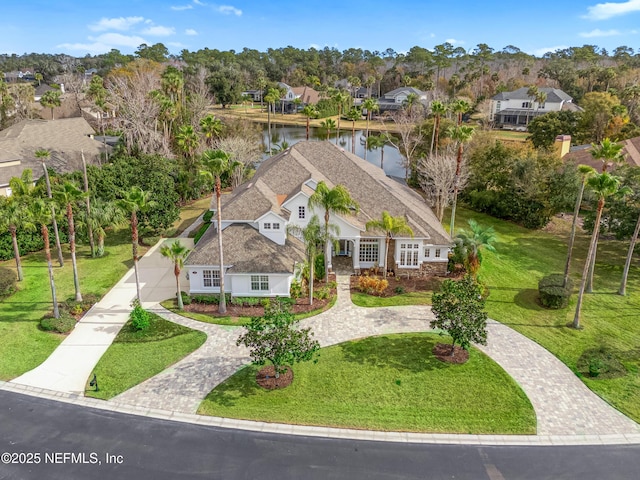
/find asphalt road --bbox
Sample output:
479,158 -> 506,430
1,390 -> 639,480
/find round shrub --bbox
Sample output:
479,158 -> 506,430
538,274 -> 573,309
180,291 -> 192,306
0,267 -> 17,298
130,302 -> 151,330
40,312 -> 76,334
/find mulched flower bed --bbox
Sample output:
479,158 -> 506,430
432,343 -> 469,364
349,274 -> 448,298
256,365 -> 293,389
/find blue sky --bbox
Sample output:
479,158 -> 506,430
2,0 -> 640,57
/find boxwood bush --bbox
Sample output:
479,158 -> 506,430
538,274 -> 573,309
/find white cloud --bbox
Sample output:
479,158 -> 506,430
309,43 -> 320,49
580,28 -> 622,37
217,5 -> 242,15
194,0 -> 207,5
142,25 -> 176,36
171,4 -> 193,10
185,28 -> 198,35
88,16 -> 145,32
529,45 -> 569,57
445,38 -> 464,45
89,33 -> 148,48
57,42 -> 112,54
583,0 -> 640,20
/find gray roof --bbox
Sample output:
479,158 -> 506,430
383,87 -> 425,98
492,87 -> 573,103
0,118 -> 107,187
186,224 -> 306,273
214,141 -> 451,245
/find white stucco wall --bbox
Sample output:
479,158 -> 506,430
229,273 -> 292,297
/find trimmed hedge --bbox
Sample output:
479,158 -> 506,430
538,274 -> 573,309
191,293 -> 231,305
202,210 -> 214,223
0,229 -> 69,261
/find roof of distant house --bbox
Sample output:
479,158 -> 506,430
492,87 -> 573,103
563,136 -> 640,170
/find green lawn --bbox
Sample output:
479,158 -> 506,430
449,208 -> 640,422
168,195 -> 212,236
86,313 -> 206,400
199,333 -> 536,434
0,230 -> 145,380
351,291 -> 432,307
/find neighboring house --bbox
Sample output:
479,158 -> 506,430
3,69 -> 36,82
490,87 -> 581,130
276,82 -> 320,113
377,87 -> 428,113
0,118 -> 108,196
34,84 -> 58,102
563,135 -> 640,169
186,141 -> 452,297
241,89 -> 263,102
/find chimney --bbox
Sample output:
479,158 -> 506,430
554,135 -> 571,158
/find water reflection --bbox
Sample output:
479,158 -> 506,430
261,124 -> 406,179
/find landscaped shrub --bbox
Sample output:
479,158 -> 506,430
0,267 -> 17,298
130,300 -> 150,330
394,286 -> 406,295
63,293 -> 100,316
314,254 -> 325,281
40,312 -> 76,334
577,346 -> 627,379
538,274 -> 573,309
193,222 -> 211,244
357,276 -> 389,296
231,296 -> 261,307
180,291 -> 191,306
290,279 -> 303,299
313,286 -> 331,300
191,293 -> 231,305
0,229 -> 69,261
202,210 -> 214,223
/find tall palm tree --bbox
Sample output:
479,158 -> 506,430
586,138 -> 627,292
362,97 -> 379,146
320,118 -> 336,141
201,149 -> 232,314
301,104 -> 317,141
573,173 -> 625,329
525,85 -> 539,126
454,219 -> 497,278
308,181 -> 359,281
332,90 -> 349,144
35,149 -> 64,266
199,114 -> 223,148
450,98 -> 470,126
80,151 -> 96,257
175,125 -> 199,163
366,134 -> 387,169
160,240 -> 191,310
365,211 -> 414,278
117,186 -> 156,304
448,125 -> 475,236
86,198 -> 126,257
563,165 -> 597,287
345,107 -> 361,154
31,198 -> 59,318
429,100 -> 448,156
40,90 -> 61,120
619,208 -> 640,296
403,93 -> 420,113
0,196 -> 33,282
264,88 -> 280,154
54,181 -> 86,301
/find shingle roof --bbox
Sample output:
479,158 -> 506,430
383,87 -> 425,98
492,87 -> 573,103
0,118 -> 108,187
215,141 -> 451,245
186,224 -> 306,273
564,136 -> 640,170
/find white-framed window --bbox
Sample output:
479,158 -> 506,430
424,248 -> 431,258
251,275 -> 269,291
522,101 -> 531,108
264,222 -> 271,230
273,222 -> 280,230
399,243 -> 419,267
298,206 -> 306,219
203,269 -> 220,288
495,101 -> 501,113
359,239 -> 379,263
435,248 -> 441,258
539,103 -> 545,109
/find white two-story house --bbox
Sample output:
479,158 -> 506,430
186,141 -> 452,297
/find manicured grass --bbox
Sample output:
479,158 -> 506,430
168,195 -> 213,236
0,230 -> 147,380
351,291 -> 432,307
448,208 -> 640,422
198,333 -> 536,434
85,313 -> 206,400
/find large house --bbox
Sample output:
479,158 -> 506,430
490,87 -> 581,130
377,87 -> 428,113
276,82 -> 321,113
186,141 -> 451,297
0,118 -> 107,196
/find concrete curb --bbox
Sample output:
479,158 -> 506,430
2,381 -> 639,446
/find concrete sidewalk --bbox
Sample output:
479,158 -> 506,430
12,238 -> 193,394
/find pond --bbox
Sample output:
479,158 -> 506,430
261,124 -> 407,179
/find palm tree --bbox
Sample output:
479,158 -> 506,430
117,186 -> 156,304
199,114 -> 223,148
450,98 -> 470,126
563,165 -> 597,287
332,90 -> 349,144
54,181 -> 86,302
448,125 -> 475,236
320,118 -> 336,141
201,150 -> 232,314
454,219 -> 497,278
301,104 -> 317,141
526,85 -> 538,125
86,198 -> 126,257
308,181 -> 360,281
40,90 -> 61,120
175,125 -> 199,163
345,107 -> 361,154
365,211 -> 414,278
80,151 -> 96,258
0,196 -> 33,282
35,149 -> 64,267
429,100 -> 448,156
264,88 -> 281,154
586,138 -> 627,292
31,198 -> 59,318
160,240 -> 191,310
366,134 -> 387,169
573,173 -> 625,329
362,97 -> 379,143
619,208 -> 640,296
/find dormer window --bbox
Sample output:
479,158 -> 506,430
264,223 -> 271,230
273,223 -> 280,230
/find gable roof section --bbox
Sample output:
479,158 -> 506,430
383,87 -> 425,98
186,224 -> 305,273
564,136 -> 640,170
492,87 -> 573,103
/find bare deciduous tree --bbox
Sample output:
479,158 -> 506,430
381,107 -> 424,181
214,136 -> 262,188
185,66 -> 214,128
418,152 -> 468,222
